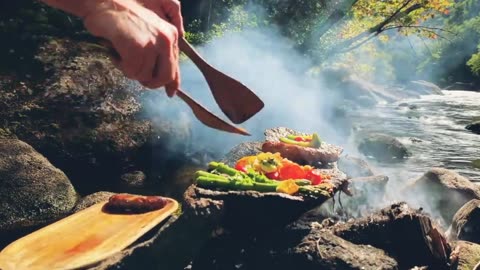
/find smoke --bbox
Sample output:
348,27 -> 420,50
140,4 -> 463,228
142,25 -> 347,156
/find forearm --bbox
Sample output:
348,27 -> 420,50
39,0 -> 137,18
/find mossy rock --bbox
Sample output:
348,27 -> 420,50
473,159 -> 480,169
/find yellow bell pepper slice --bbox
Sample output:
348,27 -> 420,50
276,180 -> 299,195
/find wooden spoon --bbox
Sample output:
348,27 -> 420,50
179,37 -> 265,124
176,89 -> 250,136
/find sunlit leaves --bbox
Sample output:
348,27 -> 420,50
339,0 -> 453,41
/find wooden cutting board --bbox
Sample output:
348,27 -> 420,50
0,197 -> 179,270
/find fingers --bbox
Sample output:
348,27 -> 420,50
136,43 -> 158,83
161,0 -> 184,36
165,68 -> 180,97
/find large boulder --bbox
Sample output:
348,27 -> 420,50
449,199 -> 480,243
466,121 -> 480,135
404,168 -> 480,224
0,139 -> 78,236
0,36 -> 193,193
358,133 -> 411,161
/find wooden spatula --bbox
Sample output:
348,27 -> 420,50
176,89 -> 250,136
179,37 -> 265,124
0,197 -> 179,270
93,39 -> 250,136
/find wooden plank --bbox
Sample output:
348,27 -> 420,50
0,198 -> 179,270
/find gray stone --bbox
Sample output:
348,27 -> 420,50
73,192 -> 116,213
405,168 -> 480,224
449,199 -> 480,243
466,121 -> 480,135
0,139 -> 78,231
358,133 -> 411,161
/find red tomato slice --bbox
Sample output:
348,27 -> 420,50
306,169 -> 323,185
265,171 -> 280,180
279,163 -> 306,180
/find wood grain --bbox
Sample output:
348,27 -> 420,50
0,198 -> 179,270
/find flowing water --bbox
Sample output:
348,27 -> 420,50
347,90 -> 480,182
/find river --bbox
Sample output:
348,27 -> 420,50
347,90 -> 480,183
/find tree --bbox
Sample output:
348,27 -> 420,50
330,0 -> 453,54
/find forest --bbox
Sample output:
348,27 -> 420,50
1,0 -> 480,88
180,0 -> 480,88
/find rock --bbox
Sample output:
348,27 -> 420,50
320,67 -> 405,107
337,155 -> 376,178
0,37 -> 192,194
466,121 -> 480,135
72,191 -> 116,213
120,171 -> 147,189
449,241 -> 480,270
410,137 -> 423,143
220,141 -> 262,167
0,139 -> 78,233
0,128 -> 14,139
358,133 -> 411,161
331,202 -> 451,269
473,159 -> 480,169
405,168 -> 480,224
449,199 -> 480,243
0,38 -> 147,193
88,186 -> 224,270
191,228 -> 398,270
184,181 -> 344,235
445,82 -> 477,91
156,163 -> 205,201
407,80 -> 443,95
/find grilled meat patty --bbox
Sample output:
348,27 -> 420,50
262,127 -> 343,164
105,194 -> 168,213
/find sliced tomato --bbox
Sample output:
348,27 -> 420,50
306,169 -> 323,185
235,156 -> 254,172
293,136 -> 312,142
265,171 -> 280,180
279,163 -> 306,180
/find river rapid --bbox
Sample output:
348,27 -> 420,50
347,90 -> 480,183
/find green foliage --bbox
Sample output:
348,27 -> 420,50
417,0 -> 480,86
467,50 -> 480,76
185,5 -> 263,45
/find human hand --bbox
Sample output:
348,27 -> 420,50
83,0 -> 180,96
137,0 -> 184,37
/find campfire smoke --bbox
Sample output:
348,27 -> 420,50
140,5 -> 456,229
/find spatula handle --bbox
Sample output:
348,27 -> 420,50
178,37 -> 212,71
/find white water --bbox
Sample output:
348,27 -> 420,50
347,90 -> 480,182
